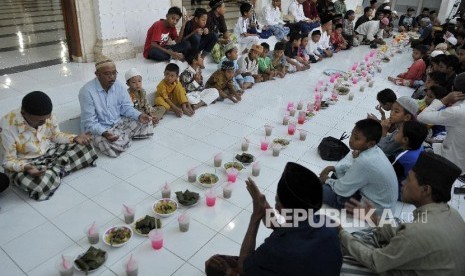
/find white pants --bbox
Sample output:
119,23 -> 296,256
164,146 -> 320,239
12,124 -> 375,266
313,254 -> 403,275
187,88 -> 220,105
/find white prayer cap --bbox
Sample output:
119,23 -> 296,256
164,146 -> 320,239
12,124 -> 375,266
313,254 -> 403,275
450,18 -> 458,25
125,68 -> 142,82
383,0 -> 390,4
430,50 -> 444,57
447,36 -> 458,46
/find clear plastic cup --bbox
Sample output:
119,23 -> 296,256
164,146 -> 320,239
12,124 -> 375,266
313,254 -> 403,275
214,153 -> 222,167
178,214 -> 190,232
122,204 -> 135,224
283,115 -> 290,125
299,130 -> 308,141
206,189 -> 217,207
124,254 -> 138,276
226,168 -> 238,183
85,222 -> 99,244
241,139 -> 249,151
260,139 -> 269,151
223,183 -> 233,199
348,93 -> 354,101
264,125 -> 273,136
161,182 -> 171,199
252,162 -> 261,177
56,256 -> 74,276
272,144 -> 281,157
296,101 -> 303,110
148,229 -> 163,250
289,108 -> 296,117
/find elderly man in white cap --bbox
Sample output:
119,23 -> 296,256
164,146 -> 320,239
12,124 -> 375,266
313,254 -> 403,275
79,56 -> 153,158
355,17 -> 389,45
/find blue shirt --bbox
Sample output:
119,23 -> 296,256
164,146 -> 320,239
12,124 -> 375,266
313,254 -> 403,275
243,217 -> 342,275
326,146 -> 398,211
397,147 -> 423,180
79,79 -> 141,135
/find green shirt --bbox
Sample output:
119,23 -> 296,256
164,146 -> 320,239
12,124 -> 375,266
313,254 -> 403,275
258,56 -> 273,73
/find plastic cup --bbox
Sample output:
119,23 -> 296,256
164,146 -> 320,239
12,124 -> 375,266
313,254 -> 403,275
348,93 -> 354,101
206,189 -> 217,207
272,144 -> 281,157
56,256 -> 74,276
264,125 -> 273,136
122,205 -> 136,224
148,229 -> 163,250
307,103 -> 314,113
299,130 -> 308,141
260,139 -> 269,151
85,223 -> 99,245
241,139 -> 249,151
214,154 -> 222,167
297,101 -> 303,110
178,214 -> 190,232
360,85 -> 365,92
282,115 -> 289,125
352,77 -> 358,85
223,183 -> 233,199
297,111 -> 306,124
226,168 -> 238,183
288,122 -> 296,135
124,255 -> 138,276
369,81 -> 374,88
289,108 -> 296,117
331,92 -> 338,100
187,170 -> 197,183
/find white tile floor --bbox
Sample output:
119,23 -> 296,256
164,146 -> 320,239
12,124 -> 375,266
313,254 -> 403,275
0,41 -> 464,276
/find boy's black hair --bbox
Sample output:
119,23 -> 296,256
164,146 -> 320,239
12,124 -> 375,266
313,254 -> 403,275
289,32 -> 301,43
274,41 -> 285,51
364,6 -> 372,14
401,121 -> 428,150
431,53 -> 447,65
194,8 -> 208,18
345,10 -> 355,19
335,23 -> 343,30
311,30 -> 321,37
301,33 -> 309,40
164,63 -> 180,75
376,88 -> 397,104
354,119 -> 383,144
167,6 -> 183,17
413,44 -> 428,56
422,8 -> 430,12
240,2 -> 252,16
427,71 -> 448,87
443,55 -> 461,73
428,85 -> 449,99
185,50 -> 201,65
225,45 -> 237,57
432,36 -> 445,46
261,42 -> 270,51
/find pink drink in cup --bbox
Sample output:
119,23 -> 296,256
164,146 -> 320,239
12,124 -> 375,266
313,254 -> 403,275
260,139 -> 269,151
288,121 -> 296,135
226,168 -> 238,183
286,102 -> 294,111
206,189 -> 217,207
297,111 -> 306,124
307,103 -> 314,113
149,229 -> 163,250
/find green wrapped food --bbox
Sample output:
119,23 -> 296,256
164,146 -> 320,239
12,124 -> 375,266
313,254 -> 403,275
176,190 -> 200,206
135,215 -> 162,235
75,246 -> 107,274
235,153 -> 254,164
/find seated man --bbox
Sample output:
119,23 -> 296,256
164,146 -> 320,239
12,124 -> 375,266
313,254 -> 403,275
339,152 -> 465,275
79,57 -> 152,158
0,91 -> 98,200
205,162 -> 343,275
355,17 -> 389,45
319,119 -> 398,213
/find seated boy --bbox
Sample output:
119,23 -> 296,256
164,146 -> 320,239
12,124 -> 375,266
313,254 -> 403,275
125,68 -> 165,124
238,44 -> 264,85
258,43 -> 276,81
378,97 -> 419,159
262,0 -> 290,41
182,8 -> 218,57
205,60 -> 242,103
219,44 -> 254,90
411,71 -> 447,99
330,23 -> 348,52
285,33 -> 310,72
268,41 -> 287,78
143,6 -> 191,61
298,34 -> 316,64
419,85 -> 448,143
234,2 -> 260,53
368,88 -> 397,122
392,121 -> 427,199
306,30 -> 324,62
1,91 -> 98,200
179,51 -> 220,109
319,119 -> 398,212
388,45 -> 427,87
155,63 -> 194,117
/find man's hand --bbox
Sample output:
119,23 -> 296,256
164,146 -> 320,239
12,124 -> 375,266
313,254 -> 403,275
139,113 -> 152,124
245,177 -> 268,220
195,28 -> 203,35
24,164 -> 46,177
344,198 -> 379,226
441,91 -> 465,106
74,132 -> 92,145
171,51 -> 184,61
102,131 -> 119,142
203,28 -> 209,35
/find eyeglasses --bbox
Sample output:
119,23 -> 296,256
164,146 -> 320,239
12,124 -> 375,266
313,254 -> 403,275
102,71 -> 118,77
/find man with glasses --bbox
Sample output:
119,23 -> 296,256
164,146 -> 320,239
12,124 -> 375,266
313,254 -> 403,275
79,56 -> 153,157
0,91 -> 98,200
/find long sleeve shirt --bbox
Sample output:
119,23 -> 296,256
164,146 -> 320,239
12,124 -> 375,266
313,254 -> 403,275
306,39 -> 321,59
79,79 -> 141,136
320,30 -> 331,49
378,128 -> 403,159
398,59 -> 426,82
288,0 -> 308,22
263,6 -> 285,26
234,16 -> 250,37
356,20 -> 383,41
0,109 -> 75,172
325,146 -> 398,211
417,99 -> 465,172
238,54 -> 259,75
205,69 -> 236,93
339,203 -> 465,275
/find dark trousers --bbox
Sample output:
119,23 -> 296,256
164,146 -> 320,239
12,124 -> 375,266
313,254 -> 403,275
147,41 -> 191,61
298,21 -> 320,35
187,33 -> 218,54
342,34 -> 354,48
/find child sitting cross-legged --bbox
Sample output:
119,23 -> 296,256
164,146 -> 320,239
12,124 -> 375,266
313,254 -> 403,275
285,32 -> 311,72
219,44 -> 254,90
268,41 -> 287,78
319,119 -> 398,213
388,45 -> 427,87
306,30 -> 324,62
125,68 -> 166,123
258,42 -> 276,81
392,121 -> 428,200
154,63 -> 194,118
419,85 -> 448,143
179,51 -> 220,110
330,24 -> 348,52
205,60 -> 242,103
238,44 -> 264,85
378,96 -> 419,160
234,2 -> 260,54
298,34 -> 316,64
367,88 -> 397,122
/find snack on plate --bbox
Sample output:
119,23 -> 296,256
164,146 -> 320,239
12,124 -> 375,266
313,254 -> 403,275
154,200 -> 177,215
134,215 -> 162,235
235,153 -> 255,164
74,246 -> 107,274
224,161 -> 244,171
198,173 -> 219,185
104,226 -> 132,246
273,138 -> 290,146
175,190 -> 200,206
336,86 -> 350,95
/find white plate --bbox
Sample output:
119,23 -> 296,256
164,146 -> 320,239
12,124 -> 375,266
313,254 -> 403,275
153,199 -> 178,217
197,173 -> 219,188
74,249 -> 108,274
273,138 -> 290,149
132,216 -> 161,237
223,161 -> 245,171
102,225 -> 132,247
234,153 -> 255,166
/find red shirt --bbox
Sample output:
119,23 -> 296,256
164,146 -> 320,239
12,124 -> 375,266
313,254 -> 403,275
143,20 -> 178,58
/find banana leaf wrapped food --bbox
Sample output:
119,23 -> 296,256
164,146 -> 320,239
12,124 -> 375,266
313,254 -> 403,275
74,246 -> 107,275
176,190 -> 200,206
135,215 -> 162,235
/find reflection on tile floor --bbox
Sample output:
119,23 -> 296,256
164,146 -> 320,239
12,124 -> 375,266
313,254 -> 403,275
0,38 -> 464,276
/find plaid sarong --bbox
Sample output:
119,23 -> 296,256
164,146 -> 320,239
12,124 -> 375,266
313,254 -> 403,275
93,118 -> 153,157
9,143 -> 98,201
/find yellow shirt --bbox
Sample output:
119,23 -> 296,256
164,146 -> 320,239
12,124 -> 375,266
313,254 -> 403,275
0,109 -> 76,172
155,79 -> 184,101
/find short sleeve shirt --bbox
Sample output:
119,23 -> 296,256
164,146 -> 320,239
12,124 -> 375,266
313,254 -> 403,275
143,20 -> 178,58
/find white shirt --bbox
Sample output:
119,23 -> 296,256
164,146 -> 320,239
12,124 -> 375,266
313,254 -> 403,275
288,0 -> 308,22
306,38 -> 321,59
355,20 -> 384,41
234,17 -> 250,37
417,99 -> 465,173
320,30 -> 331,49
263,6 -> 285,26
238,54 -> 259,75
